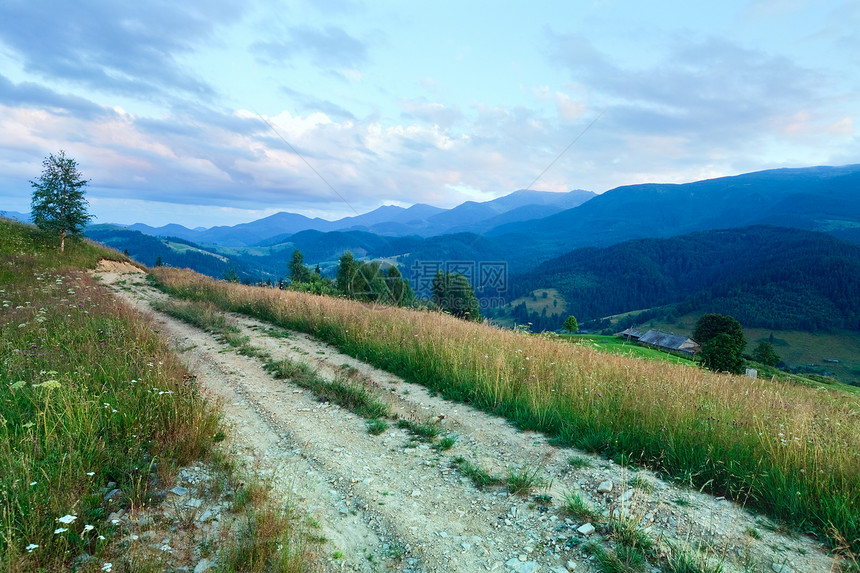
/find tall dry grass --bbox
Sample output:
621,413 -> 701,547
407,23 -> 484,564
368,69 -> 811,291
151,267 -> 860,552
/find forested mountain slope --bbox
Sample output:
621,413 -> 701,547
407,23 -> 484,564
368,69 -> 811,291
513,226 -> 860,331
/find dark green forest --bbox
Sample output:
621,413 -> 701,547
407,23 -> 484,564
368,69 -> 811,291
510,226 -> 860,332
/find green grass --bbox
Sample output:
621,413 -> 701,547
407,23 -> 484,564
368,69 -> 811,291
629,474 -> 654,494
585,542 -> 647,573
507,465 -> 545,496
564,334 -> 697,366
663,543 -> 724,573
366,419 -> 388,435
567,456 -> 592,469
563,490 -> 599,522
219,503 -> 319,573
609,517 -> 652,553
0,220 -> 220,571
265,357 -> 391,420
451,457 -> 503,489
396,419 -> 443,442
148,267 -> 860,553
433,434 -> 458,451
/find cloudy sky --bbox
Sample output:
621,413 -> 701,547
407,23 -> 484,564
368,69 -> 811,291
0,0 -> 857,227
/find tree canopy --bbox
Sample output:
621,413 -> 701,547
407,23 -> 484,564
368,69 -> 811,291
693,313 -> 747,374
288,249 -> 312,284
693,313 -> 745,349
30,150 -> 92,252
699,333 -> 746,374
431,270 -> 481,322
751,341 -> 781,367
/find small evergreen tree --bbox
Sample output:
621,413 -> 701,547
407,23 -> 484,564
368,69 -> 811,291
384,265 -> 415,306
336,251 -> 358,297
30,150 -> 92,252
751,341 -> 781,367
288,249 -> 311,284
694,313 -> 747,374
431,270 -> 481,322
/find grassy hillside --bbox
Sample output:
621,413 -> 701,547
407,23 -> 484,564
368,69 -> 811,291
150,266 -> 860,554
0,219 -> 223,571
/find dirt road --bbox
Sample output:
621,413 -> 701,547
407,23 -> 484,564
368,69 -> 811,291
95,262 -> 837,573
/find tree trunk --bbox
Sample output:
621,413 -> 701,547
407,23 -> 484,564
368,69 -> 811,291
60,230 -> 66,253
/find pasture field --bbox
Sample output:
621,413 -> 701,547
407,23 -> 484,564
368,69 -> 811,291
509,288 -> 568,316
562,334 -> 698,366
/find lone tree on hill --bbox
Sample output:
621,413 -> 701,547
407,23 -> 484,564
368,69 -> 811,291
693,313 -> 747,374
699,333 -> 746,374
693,313 -> 745,349
563,315 -> 578,333
30,150 -> 92,252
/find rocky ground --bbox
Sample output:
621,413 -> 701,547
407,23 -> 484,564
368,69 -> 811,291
92,261 -> 841,573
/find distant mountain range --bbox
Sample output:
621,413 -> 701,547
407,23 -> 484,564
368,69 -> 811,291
1,210 -> 30,223
488,164 -> 860,251
81,163 -> 860,332
119,164 -> 860,264
126,189 -> 597,246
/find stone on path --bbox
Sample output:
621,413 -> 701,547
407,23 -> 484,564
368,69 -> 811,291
505,558 -> 541,573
